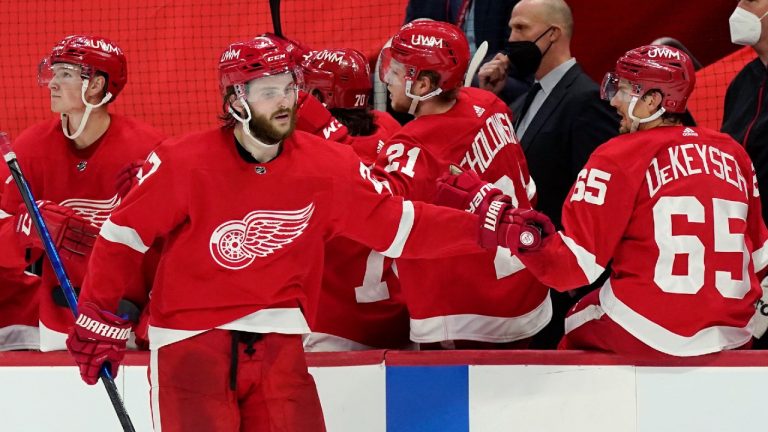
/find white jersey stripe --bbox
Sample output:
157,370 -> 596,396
559,232 -> 605,283
380,200 -> 415,258
524,173 -> 537,202
100,219 -> 150,253
564,304 -> 605,335
0,209 -> 10,219
600,280 -> 753,356
409,295 -> 552,343
752,239 -> 768,273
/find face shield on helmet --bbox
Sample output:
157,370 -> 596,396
600,72 -> 641,104
377,47 -> 407,86
38,61 -> 84,88
600,72 -> 619,102
240,72 -> 299,105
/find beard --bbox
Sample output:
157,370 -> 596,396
248,105 -> 297,144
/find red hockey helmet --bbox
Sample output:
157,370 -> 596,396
41,35 -> 128,99
218,35 -> 297,94
380,20 -> 469,91
601,45 -> 696,113
263,33 -> 314,66
302,48 -> 372,109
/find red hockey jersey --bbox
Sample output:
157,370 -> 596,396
348,110 -> 402,166
0,115 -> 164,350
371,87 -> 551,343
80,127 -> 483,349
518,126 -> 768,356
308,110 -> 408,351
0,163 -> 39,350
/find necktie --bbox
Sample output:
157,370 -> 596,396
515,82 -> 542,130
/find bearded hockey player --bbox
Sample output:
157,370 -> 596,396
66,35 -> 487,431
451,45 -> 768,357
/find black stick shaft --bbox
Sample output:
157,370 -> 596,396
269,0 -> 283,37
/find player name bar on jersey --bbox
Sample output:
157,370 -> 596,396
646,143 -> 749,199
460,113 -> 516,174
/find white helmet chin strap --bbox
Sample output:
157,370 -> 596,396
61,78 -> 113,140
228,97 -> 280,157
627,96 -> 665,133
405,80 -> 442,115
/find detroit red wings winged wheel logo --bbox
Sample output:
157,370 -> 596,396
209,203 -> 314,270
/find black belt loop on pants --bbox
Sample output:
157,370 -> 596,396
229,331 -> 263,391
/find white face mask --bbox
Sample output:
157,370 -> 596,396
730,6 -> 768,46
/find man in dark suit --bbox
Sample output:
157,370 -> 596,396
509,0 -> 619,229
506,0 -> 620,348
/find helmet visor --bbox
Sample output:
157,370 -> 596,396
600,72 -> 619,102
377,48 -> 406,85
242,72 -> 300,104
38,59 -> 84,88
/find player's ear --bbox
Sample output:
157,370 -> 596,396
643,91 -> 663,113
85,75 -> 107,101
414,71 -> 438,96
229,94 -> 244,113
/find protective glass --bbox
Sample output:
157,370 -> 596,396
600,72 -> 619,101
243,72 -> 299,104
38,60 -> 84,87
377,48 -> 406,85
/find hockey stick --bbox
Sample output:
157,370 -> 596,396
464,41 -> 489,87
269,0 -> 283,37
0,133 -> 136,432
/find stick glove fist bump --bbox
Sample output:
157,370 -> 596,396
435,168 -> 555,251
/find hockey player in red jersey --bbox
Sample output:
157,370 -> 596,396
300,47 -> 410,351
374,20 -> 551,348
453,45 -> 768,357
266,34 -> 356,144
0,35 -> 164,351
66,35 -> 485,431
0,163 -> 40,350
302,48 -> 401,165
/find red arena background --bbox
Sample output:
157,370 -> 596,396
0,0 -> 745,138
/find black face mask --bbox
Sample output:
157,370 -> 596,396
504,26 -> 555,77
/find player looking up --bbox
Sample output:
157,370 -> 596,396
0,35 -> 163,351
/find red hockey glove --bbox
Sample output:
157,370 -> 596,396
434,168 -> 504,214
14,201 -> 99,260
296,90 -> 350,142
115,159 -> 145,199
66,302 -> 131,385
479,199 -> 555,252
